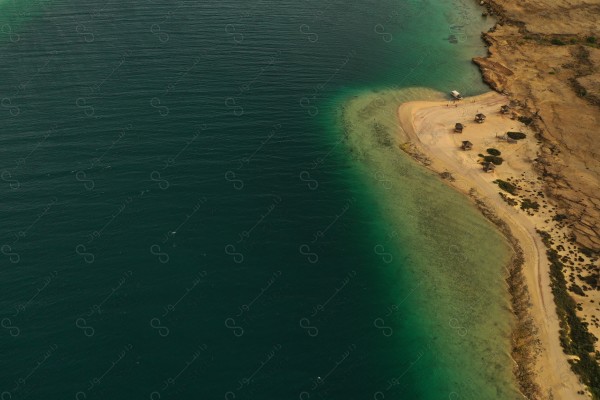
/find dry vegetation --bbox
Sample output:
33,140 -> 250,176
472,0 -> 600,396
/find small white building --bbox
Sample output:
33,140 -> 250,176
450,90 -> 463,100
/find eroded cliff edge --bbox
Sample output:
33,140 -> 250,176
473,0 -> 600,252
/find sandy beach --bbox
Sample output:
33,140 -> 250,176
397,92 -> 597,399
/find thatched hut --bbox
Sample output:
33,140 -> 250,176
482,161 -> 496,173
475,113 -> 486,123
461,140 -> 473,150
454,123 -> 464,133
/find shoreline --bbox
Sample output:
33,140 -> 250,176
396,92 -> 589,399
468,0 -> 600,392
342,87 -> 525,399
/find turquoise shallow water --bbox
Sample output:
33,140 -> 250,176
0,1 -> 518,399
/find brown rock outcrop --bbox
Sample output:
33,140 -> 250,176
473,3 -> 600,251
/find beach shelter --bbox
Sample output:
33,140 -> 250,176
482,161 -> 496,173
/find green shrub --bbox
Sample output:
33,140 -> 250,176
507,131 -> 527,140
569,284 -> 585,296
545,248 -> 600,398
483,155 -> 503,165
495,179 -> 517,194
586,36 -> 596,44
487,148 -> 501,156
521,198 -> 539,211
551,38 -> 566,45
553,214 -> 568,222
580,273 -> 598,287
517,116 -> 533,125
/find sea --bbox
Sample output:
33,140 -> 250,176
0,0 -> 521,399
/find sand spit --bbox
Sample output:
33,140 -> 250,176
397,91 -> 598,399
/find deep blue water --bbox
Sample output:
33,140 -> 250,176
0,1 -> 507,399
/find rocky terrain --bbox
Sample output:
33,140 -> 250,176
471,1 -> 600,396
473,0 -> 600,252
